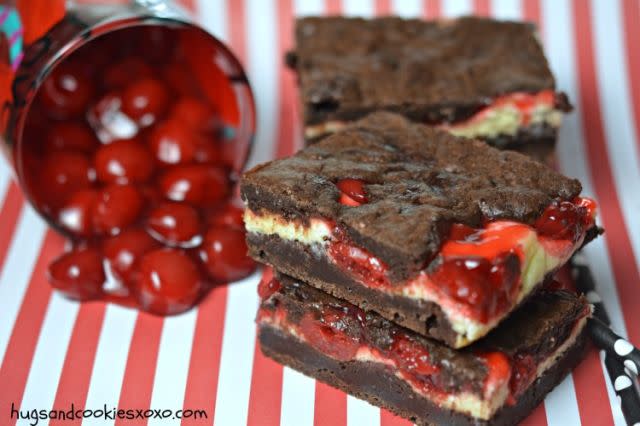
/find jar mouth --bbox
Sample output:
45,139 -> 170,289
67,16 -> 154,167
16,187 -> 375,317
11,15 -> 255,234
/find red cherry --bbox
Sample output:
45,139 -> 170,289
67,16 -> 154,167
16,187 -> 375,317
37,151 -> 93,210
534,200 -> 589,242
299,312 -> 360,361
430,252 -> 520,322
448,223 -> 480,242
208,203 -> 245,229
336,178 -> 368,206
390,334 -> 439,376
57,189 -> 98,237
103,228 -> 159,283
148,120 -> 197,165
93,184 -> 143,235
45,122 -> 97,153
39,62 -> 94,118
199,225 -> 256,282
48,247 -> 105,300
137,26 -> 176,63
193,138 -> 224,165
94,139 -> 154,184
87,92 -> 139,143
146,202 -> 202,246
257,277 -> 281,300
121,78 -> 169,125
104,58 -> 153,89
162,62 -> 198,96
170,97 -> 216,132
159,164 -> 230,207
137,249 -> 202,315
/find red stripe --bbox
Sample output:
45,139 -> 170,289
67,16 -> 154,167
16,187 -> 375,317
180,286 -> 228,425
246,341 -> 284,426
375,0 -> 392,14
326,0 -> 342,15
423,0 -> 442,18
228,0 -> 247,65
314,381 -> 347,426
572,348 -> 615,425
275,0 -> 298,159
0,230 -> 62,426
519,405 -> 547,426
380,409 -> 412,426
571,0 -> 636,423
49,303 -> 106,426
572,0 -> 640,350
473,0 -> 491,16
114,313 -> 164,426
176,0 -> 196,13
522,0 -> 541,25
0,183 -> 24,273
622,0 -> 640,157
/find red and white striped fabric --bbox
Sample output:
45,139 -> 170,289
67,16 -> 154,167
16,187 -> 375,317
0,0 -> 638,425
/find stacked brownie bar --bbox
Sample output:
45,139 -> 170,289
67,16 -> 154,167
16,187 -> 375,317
241,113 -> 600,425
286,16 -> 571,163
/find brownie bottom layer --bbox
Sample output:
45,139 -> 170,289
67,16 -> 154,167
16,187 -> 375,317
260,324 -> 588,426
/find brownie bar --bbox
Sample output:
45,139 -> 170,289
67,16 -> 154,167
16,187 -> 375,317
286,16 -> 571,160
258,275 -> 590,425
241,112 -> 599,347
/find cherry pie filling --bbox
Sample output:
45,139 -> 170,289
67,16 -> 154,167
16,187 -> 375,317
328,180 -> 596,324
258,277 -> 589,410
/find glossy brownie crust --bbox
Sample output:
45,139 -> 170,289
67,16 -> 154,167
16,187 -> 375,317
241,112 -> 583,282
260,325 -> 588,426
286,16 -> 570,127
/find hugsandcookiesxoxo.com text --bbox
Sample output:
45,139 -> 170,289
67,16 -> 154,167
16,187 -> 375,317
10,402 -> 208,425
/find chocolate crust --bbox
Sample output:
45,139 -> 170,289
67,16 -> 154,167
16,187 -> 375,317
259,323 -> 588,426
241,112 -> 583,281
305,121 -> 559,164
248,232 -> 575,347
287,16 -> 567,127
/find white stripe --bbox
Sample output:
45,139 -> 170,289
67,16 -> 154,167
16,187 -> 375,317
347,394 -> 380,426
591,0 -> 640,272
83,305 -> 137,426
245,0 -> 279,168
294,0 -> 323,16
0,158 -> 11,207
490,0 -> 522,19
0,207 -> 46,366
280,367 -> 316,426
544,374 -> 582,426
148,309 -> 198,426
278,4 -> 325,425
392,0 -> 422,17
542,0 -> 627,424
343,0 -> 374,17
442,0 -> 473,17
17,293 -> 79,425
195,0 -> 228,43
213,272 -> 260,426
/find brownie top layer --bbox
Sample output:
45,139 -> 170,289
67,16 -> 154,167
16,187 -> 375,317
264,274 -> 588,396
241,112 -> 582,280
287,16 -> 557,125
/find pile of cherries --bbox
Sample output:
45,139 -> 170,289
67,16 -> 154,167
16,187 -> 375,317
22,27 -> 255,315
